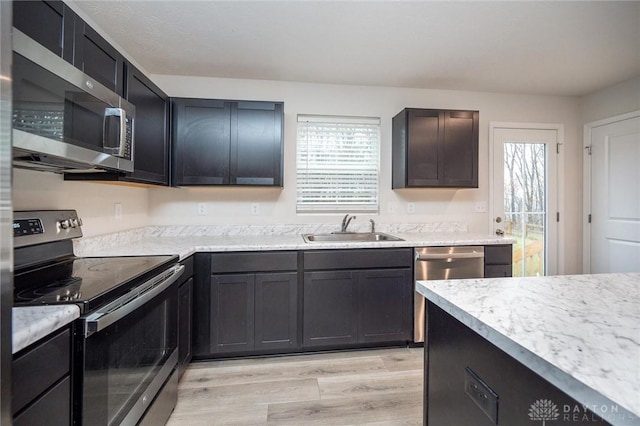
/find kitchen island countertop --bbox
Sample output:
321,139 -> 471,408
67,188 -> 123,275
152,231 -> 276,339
417,273 -> 640,423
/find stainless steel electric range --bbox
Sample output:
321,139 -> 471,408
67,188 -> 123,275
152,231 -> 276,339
13,210 -> 184,425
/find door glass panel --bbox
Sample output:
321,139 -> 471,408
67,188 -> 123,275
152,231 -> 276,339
503,142 -> 546,276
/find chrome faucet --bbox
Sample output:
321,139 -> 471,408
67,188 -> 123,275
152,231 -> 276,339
369,219 -> 376,233
340,214 -> 356,233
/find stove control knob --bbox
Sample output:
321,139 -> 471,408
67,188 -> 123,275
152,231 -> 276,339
77,217 -> 83,226
59,219 -> 70,229
70,218 -> 79,228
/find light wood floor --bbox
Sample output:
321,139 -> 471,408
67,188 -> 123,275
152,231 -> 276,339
167,347 -> 424,425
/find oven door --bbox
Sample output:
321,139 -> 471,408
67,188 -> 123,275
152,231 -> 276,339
78,265 -> 184,426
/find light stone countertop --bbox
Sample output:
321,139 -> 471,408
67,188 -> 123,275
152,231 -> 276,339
416,273 -> 640,425
12,305 -> 80,354
74,229 -> 512,260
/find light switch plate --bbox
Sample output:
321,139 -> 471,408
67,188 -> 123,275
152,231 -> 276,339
475,201 -> 487,213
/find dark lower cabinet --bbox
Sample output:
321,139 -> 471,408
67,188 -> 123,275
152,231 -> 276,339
210,273 -> 256,353
425,302 -> 609,425
208,272 -> 298,354
303,268 -> 412,348
254,273 -> 299,351
302,249 -> 413,349
484,244 -> 513,278
358,269 -> 412,343
12,327 -> 72,425
303,271 -> 358,347
193,252 -> 299,358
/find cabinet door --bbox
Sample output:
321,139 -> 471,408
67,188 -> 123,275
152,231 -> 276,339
484,244 -> 513,278
13,0 -> 74,63
125,64 -> 170,185
178,277 -> 193,377
210,274 -> 254,353
303,271 -> 358,347
357,269 -> 412,344
254,272 -> 298,351
73,19 -> 125,95
231,102 -> 284,186
406,109 -> 442,186
172,99 -> 231,185
442,110 -> 479,187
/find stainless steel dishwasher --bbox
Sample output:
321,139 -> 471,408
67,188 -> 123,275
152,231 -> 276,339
414,246 -> 485,342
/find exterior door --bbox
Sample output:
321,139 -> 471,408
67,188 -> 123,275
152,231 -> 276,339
585,112 -> 640,273
490,125 -> 560,276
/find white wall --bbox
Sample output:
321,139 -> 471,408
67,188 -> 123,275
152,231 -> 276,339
580,76 -> 640,125
12,169 -> 150,238
150,75 -> 583,273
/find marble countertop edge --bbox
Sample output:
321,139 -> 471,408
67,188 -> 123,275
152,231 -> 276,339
417,281 -> 640,423
12,305 -> 80,354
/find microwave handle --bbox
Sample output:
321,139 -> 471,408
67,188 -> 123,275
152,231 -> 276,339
104,107 -> 127,157
83,265 -> 185,337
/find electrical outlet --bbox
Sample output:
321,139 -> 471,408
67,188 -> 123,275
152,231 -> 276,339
475,201 -> 487,213
197,203 -> 207,216
251,203 -> 260,216
114,203 -> 122,219
407,203 -> 415,214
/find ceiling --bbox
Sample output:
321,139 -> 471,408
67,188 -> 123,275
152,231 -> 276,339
72,1 -> 640,97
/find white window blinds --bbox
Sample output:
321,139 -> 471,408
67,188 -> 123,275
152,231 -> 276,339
297,115 -> 380,213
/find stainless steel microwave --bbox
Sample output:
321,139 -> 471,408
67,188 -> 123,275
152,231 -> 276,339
11,29 -> 135,174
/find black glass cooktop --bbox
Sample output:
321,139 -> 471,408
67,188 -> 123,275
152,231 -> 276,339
14,255 -> 177,312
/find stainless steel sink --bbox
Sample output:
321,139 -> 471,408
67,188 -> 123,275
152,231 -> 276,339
302,232 -> 404,243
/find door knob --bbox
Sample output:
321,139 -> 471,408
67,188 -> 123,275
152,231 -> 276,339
495,217 -> 502,223
495,229 -> 505,236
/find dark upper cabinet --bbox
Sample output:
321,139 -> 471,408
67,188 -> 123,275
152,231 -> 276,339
14,0 -> 125,96
172,99 -> 231,185
172,98 -> 284,187
13,0 -> 75,63
392,108 -> 479,188
73,18 -> 125,96
124,64 -> 170,185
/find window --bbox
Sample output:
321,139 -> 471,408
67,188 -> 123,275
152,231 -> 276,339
296,115 -> 380,213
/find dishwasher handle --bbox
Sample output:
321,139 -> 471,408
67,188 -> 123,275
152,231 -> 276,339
415,251 -> 485,261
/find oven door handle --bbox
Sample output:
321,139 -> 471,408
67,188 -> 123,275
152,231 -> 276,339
83,264 -> 185,337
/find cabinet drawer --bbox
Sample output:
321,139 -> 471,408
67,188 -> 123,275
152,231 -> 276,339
211,251 -> 297,273
484,245 -> 513,265
13,376 -> 70,426
304,249 -> 412,270
12,328 -> 71,414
